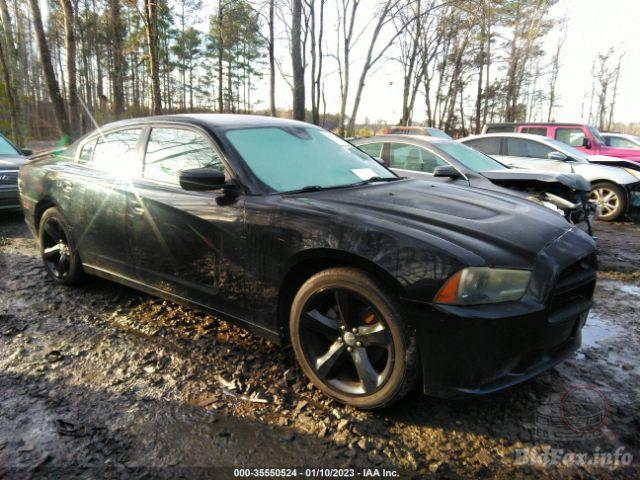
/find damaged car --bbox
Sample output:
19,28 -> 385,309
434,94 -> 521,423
352,135 -> 595,232
461,133 -> 640,221
19,115 -> 597,409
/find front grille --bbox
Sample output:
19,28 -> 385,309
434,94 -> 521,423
549,254 -> 597,322
0,170 -> 18,186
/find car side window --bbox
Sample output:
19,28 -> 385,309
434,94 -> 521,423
464,138 -> 501,156
78,139 -> 97,164
521,127 -> 547,136
555,128 -> 585,147
608,137 -> 638,149
92,129 -> 142,176
144,128 -> 223,184
358,142 -> 383,159
505,138 -> 553,158
388,143 -> 446,173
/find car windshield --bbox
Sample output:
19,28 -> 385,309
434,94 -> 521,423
588,126 -> 606,145
427,128 -> 452,139
0,134 -> 19,155
224,126 -> 395,193
438,141 -> 506,171
539,137 -> 590,160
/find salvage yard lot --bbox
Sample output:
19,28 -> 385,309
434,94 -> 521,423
1,213 -> 639,478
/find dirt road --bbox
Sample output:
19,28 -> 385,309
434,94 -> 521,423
1,213 -> 639,478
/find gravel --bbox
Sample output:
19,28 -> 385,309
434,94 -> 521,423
1,212 -> 639,478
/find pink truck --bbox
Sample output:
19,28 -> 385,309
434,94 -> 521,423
484,123 -> 640,163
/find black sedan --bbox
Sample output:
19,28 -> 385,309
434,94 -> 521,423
19,115 -> 597,408
0,132 -> 30,211
351,135 -> 595,231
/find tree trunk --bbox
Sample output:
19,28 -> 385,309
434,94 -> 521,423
217,1 -> 224,112
268,0 -> 276,116
143,0 -> 162,114
291,0 -> 305,120
109,0 -> 125,117
59,0 -> 79,137
0,37 -> 19,143
28,0 -> 71,139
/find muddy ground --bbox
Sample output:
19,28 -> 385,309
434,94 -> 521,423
1,213 -> 639,479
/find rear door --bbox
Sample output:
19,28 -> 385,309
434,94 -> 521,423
64,128 -> 143,274
126,125 -> 248,319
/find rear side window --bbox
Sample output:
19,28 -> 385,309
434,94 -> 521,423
78,139 -> 96,164
358,142 -> 383,159
555,128 -> 585,147
521,127 -> 547,136
92,129 -> 142,176
464,138 -> 501,156
144,128 -> 223,184
506,138 -> 553,158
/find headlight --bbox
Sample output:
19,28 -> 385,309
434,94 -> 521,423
623,168 -> 640,180
434,267 -> 531,305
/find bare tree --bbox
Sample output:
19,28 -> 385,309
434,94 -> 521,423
59,0 -> 79,136
27,0 -> 71,139
547,16 -> 566,122
291,0 -> 305,120
109,0 -> 126,117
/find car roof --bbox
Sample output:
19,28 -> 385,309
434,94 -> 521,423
353,134 -> 453,145
96,114 -> 312,132
487,122 -> 585,127
461,132 -> 550,141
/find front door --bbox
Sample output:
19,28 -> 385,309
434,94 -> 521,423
502,138 -> 573,173
126,126 -> 248,319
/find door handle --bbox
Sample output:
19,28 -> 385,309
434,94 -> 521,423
130,205 -> 145,216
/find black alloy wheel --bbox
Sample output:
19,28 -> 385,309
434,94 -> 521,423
301,288 -> 394,395
38,207 -> 85,285
290,267 -> 417,409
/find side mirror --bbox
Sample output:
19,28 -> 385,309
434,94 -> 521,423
582,137 -> 591,149
179,167 -> 226,191
21,149 -> 33,156
547,151 -> 568,161
433,165 -> 461,179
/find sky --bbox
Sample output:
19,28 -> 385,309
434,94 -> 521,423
214,0 -> 640,126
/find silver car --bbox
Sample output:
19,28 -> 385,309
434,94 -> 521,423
461,133 -> 640,221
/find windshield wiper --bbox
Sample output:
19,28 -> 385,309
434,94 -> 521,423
356,176 -> 404,185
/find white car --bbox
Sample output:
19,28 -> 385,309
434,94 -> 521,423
602,133 -> 640,149
460,133 -> 640,221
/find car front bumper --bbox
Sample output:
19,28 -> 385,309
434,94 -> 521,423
404,228 -> 597,398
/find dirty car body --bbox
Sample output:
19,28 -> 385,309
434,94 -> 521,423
351,135 -> 594,229
19,115 -> 597,399
0,133 -> 28,211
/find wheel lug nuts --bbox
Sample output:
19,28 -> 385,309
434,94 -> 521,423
338,337 -> 343,343
352,328 -> 358,334
356,341 -> 362,347
340,325 -> 346,331
347,346 -> 352,352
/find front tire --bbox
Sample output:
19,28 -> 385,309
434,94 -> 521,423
590,182 -> 627,221
38,207 -> 85,285
289,267 -> 418,409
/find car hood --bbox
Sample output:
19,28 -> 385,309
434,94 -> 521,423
597,146 -> 640,162
283,179 -> 583,268
0,155 -> 26,170
481,168 -> 591,192
588,154 -> 640,173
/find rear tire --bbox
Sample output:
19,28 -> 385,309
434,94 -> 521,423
590,182 -> 626,221
289,267 -> 418,409
38,207 -> 85,285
